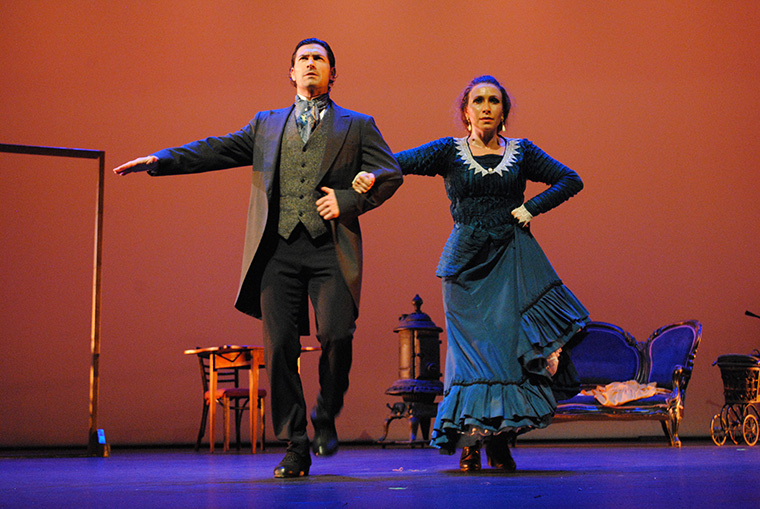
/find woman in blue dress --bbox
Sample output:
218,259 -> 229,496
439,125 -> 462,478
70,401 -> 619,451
354,75 -> 589,472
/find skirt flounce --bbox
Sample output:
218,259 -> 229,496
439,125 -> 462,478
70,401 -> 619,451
518,283 -> 589,375
430,378 -> 555,454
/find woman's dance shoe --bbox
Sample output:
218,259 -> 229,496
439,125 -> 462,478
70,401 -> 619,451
485,437 -> 516,472
459,445 -> 482,472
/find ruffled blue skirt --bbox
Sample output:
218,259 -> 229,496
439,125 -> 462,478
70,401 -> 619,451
431,225 -> 589,453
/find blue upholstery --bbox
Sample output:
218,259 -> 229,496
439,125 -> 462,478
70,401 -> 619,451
646,322 -> 700,389
568,322 -> 642,386
561,394 -> 599,405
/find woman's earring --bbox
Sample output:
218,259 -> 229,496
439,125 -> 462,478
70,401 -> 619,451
500,117 -> 506,132
466,118 -> 472,132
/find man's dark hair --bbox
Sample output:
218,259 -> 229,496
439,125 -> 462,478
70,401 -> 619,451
291,38 -> 335,68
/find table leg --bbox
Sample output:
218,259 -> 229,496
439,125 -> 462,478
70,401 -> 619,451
223,395 -> 230,452
249,350 -> 262,453
209,354 -> 216,453
249,366 -> 257,453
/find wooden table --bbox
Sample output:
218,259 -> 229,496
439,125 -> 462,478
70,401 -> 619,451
184,345 -> 319,453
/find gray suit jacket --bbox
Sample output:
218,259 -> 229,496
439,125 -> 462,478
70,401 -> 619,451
151,103 -> 402,328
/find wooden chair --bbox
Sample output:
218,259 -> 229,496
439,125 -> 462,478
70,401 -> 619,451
194,349 -> 266,452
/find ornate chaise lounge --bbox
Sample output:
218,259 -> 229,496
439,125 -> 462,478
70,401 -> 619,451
552,320 -> 702,446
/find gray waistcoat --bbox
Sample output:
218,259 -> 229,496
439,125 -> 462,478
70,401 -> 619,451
278,107 -> 332,239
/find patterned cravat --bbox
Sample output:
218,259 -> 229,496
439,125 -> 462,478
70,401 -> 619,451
295,94 -> 329,143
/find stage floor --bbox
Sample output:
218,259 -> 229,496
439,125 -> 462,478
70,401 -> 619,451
2,441 -> 758,508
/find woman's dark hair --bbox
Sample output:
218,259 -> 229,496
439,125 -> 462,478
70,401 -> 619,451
459,75 -> 511,130
290,38 -> 337,89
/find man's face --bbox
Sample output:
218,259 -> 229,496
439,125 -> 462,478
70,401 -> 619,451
290,44 -> 333,98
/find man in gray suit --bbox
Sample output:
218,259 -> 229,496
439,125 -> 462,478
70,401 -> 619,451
114,38 -> 402,478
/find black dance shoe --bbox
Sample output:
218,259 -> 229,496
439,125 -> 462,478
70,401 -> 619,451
485,436 -> 516,472
274,450 -> 311,478
459,445 -> 482,472
311,411 -> 339,457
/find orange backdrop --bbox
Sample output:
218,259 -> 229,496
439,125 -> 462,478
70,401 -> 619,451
2,1 -> 760,446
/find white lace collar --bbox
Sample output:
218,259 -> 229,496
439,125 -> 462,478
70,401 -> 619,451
455,136 -> 519,177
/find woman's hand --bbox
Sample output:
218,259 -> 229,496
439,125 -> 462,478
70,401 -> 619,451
511,204 -> 533,227
351,171 -> 375,193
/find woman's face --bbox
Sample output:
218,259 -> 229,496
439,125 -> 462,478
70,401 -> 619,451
465,83 -> 503,136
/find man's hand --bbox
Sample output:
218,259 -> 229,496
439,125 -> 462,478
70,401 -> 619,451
351,171 -> 375,193
316,187 -> 340,220
113,155 -> 158,176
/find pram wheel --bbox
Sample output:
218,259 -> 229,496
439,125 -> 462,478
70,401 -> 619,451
710,414 -> 727,446
743,413 -> 759,446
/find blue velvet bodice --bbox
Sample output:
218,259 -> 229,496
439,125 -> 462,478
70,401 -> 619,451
395,137 -> 583,276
